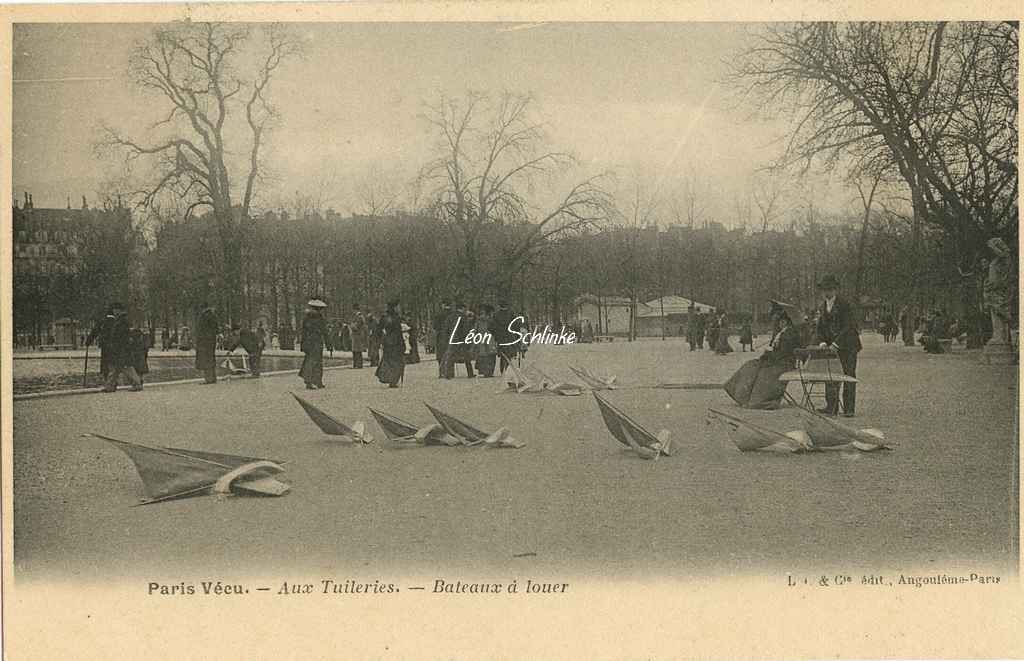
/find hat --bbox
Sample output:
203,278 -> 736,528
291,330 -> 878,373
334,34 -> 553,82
768,299 -> 794,319
308,299 -> 328,309
817,274 -> 840,290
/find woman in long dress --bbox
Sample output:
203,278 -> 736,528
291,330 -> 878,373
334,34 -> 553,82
375,299 -> 406,388
714,313 -> 734,355
724,301 -> 801,409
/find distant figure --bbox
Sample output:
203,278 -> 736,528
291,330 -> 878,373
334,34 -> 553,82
102,302 -> 142,392
129,327 -> 150,387
367,313 -> 381,368
349,304 -> 367,369
492,299 -> 515,374
739,319 -> 754,352
86,306 -> 116,379
375,299 -> 406,388
706,314 -> 719,351
714,313 -> 733,355
299,299 -> 328,389
899,305 -> 914,347
686,305 -> 700,351
404,316 -> 421,364
433,300 -> 453,377
475,304 -> 497,377
581,319 -> 595,343
226,321 -> 265,376
195,304 -> 220,384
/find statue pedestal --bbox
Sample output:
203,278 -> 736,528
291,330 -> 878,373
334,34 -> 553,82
982,339 -> 1016,365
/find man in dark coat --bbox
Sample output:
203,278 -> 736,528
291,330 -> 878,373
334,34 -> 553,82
195,303 -> 220,384
366,313 -> 381,367
226,320 -> 265,376
349,304 -> 367,369
443,301 -> 475,378
815,274 -> 862,416
433,299 -> 453,378
102,303 -> 141,392
300,300 -> 328,389
86,306 -> 115,379
492,300 -> 516,374
686,304 -> 700,351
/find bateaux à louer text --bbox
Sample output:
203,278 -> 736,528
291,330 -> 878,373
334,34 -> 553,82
450,315 -> 576,347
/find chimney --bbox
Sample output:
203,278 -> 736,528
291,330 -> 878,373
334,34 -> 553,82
23,192 -> 28,208
67,195 -> 71,210
28,193 -> 33,209
82,195 -> 88,210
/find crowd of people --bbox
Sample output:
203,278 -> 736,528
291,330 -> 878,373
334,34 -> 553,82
80,272 -> 937,418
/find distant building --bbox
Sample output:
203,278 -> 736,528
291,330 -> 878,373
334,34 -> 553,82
636,296 -> 716,337
574,294 -> 632,336
12,193 -> 135,348
574,293 -> 716,338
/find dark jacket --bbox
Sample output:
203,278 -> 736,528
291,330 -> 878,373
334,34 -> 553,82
301,311 -> 327,354
227,328 -> 264,355
492,307 -> 514,346
128,328 -> 150,375
761,323 -> 801,367
378,312 -> 405,352
815,297 -> 862,353
107,314 -> 132,369
195,308 -> 220,370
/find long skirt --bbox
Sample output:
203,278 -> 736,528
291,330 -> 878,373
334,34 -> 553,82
723,358 -> 789,409
299,351 -> 324,386
376,347 -> 405,386
715,333 -> 734,354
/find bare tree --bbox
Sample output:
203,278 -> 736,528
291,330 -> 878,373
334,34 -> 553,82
733,22 -> 1018,305
100,22 -> 301,323
419,90 -> 612,294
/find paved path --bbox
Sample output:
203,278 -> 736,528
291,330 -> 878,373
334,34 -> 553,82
11,335 -> 1018,580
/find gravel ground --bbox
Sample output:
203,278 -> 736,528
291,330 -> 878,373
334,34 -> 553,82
11,334 -> 1017,581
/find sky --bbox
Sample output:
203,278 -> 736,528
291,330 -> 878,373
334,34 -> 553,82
12,22 -> 855,224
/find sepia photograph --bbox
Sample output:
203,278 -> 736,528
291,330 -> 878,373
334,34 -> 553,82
3,6 -> 1021,659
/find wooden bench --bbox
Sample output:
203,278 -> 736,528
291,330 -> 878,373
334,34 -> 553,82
594,335 -> 616,343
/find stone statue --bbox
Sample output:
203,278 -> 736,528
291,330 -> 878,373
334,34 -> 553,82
982,237 -> 1015,364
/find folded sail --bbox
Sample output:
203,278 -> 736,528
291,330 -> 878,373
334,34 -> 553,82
570,365 -> 617,390
368,408 -> 419,440
592,392 -> 671,457
794,405 -> 892,450
86,433 -> 289,504
292,393 -> 364,439
705,408 -> 810,452
424,403 -> 490,444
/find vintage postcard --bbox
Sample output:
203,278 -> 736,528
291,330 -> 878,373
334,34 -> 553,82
2,1 -> 1022,658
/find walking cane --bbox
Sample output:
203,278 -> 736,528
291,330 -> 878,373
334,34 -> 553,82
83,345 -> 90,388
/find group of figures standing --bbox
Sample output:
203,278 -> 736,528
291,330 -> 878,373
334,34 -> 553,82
686,310 -> 738,355
85,301 -> 150,392
432,299 -> 527,379
296,299 -> 410,390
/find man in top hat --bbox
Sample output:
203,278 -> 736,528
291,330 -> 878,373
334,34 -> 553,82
814,274 -> 862,416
